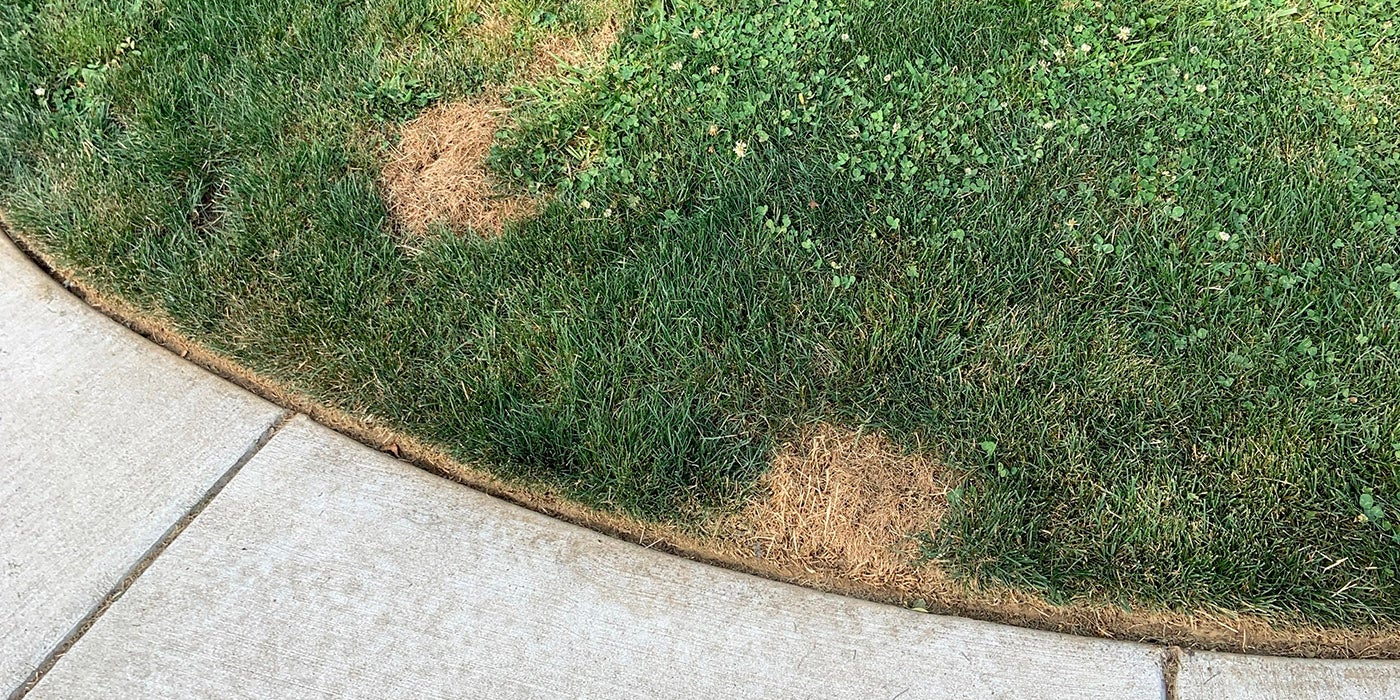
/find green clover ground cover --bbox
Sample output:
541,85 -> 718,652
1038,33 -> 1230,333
3,0 -> 1398,626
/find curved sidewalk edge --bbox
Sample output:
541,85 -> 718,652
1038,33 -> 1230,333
1,234 -> 1396,699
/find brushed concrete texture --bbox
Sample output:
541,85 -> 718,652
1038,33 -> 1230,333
1176,650 -> 1400,699
31,416 -> 1167,700
0,236 -> 285,695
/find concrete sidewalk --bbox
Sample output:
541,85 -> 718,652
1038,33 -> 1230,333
2,233 -> 1396,699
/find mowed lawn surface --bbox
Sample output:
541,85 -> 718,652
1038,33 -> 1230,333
3,0 -> 1398,626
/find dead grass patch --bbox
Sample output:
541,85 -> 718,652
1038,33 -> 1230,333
717,424 -> 957,590
378,9 -> 624,238
525,16 -> 622,80
380,97 -> 537,238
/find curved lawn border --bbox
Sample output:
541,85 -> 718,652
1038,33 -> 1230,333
5,217 -> 1400,661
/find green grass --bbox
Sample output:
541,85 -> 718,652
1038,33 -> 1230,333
3,0 -> 1399,626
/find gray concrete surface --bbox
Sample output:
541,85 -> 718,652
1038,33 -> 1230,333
0,237 -> 285,696
29,416 -> 1168,699
1177,650 -> 1400,699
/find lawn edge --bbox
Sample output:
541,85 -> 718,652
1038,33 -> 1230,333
6,213 -> 1400,660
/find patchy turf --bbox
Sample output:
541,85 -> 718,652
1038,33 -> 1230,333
2,0 -> 1399,632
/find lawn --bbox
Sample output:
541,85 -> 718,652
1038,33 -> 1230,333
3,0 -> 1399,631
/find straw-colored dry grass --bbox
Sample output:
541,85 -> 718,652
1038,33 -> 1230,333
719,424 -> 958,590
525,16 -> 622,79
379,98 -> 537,238
378,11 -> 622,238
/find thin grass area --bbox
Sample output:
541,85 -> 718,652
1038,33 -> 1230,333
2,0 -> 1399,632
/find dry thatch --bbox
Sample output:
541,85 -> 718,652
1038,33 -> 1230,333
524,16 -> 622,79
378,10 -> 623,239
379,98 -> 537,238
719,423 -> 957,590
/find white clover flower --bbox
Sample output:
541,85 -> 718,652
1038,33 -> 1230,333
733,141 -> 749,158
1117,26 -> 1132,41
1196,84 -> 1207,93
1218,231 -> 1231,242
34,87 -> 45,96
669,60 -> 683,72
709,65 -> 720,74
691,27 -> 704,39
1080,43 -> 1091,53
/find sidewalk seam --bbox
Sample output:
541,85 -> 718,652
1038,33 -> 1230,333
1161,645 -> 1182,700
6,409 -> 296,700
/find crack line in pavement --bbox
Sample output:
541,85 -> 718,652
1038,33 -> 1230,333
7,410 -> 296,700
1161,645 -> 1182,700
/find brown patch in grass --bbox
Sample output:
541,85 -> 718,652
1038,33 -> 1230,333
719,424 -> 955,590
377,9 -> 625,239
465,0 -> 624,80
525,17 -> 622,80
702,422 -> 1400,659
380,97 -> 537,238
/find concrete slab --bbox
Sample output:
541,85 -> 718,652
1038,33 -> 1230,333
1176,650 -> 1400,699
0,236 -> 285,695
30,416 -> 1167,699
